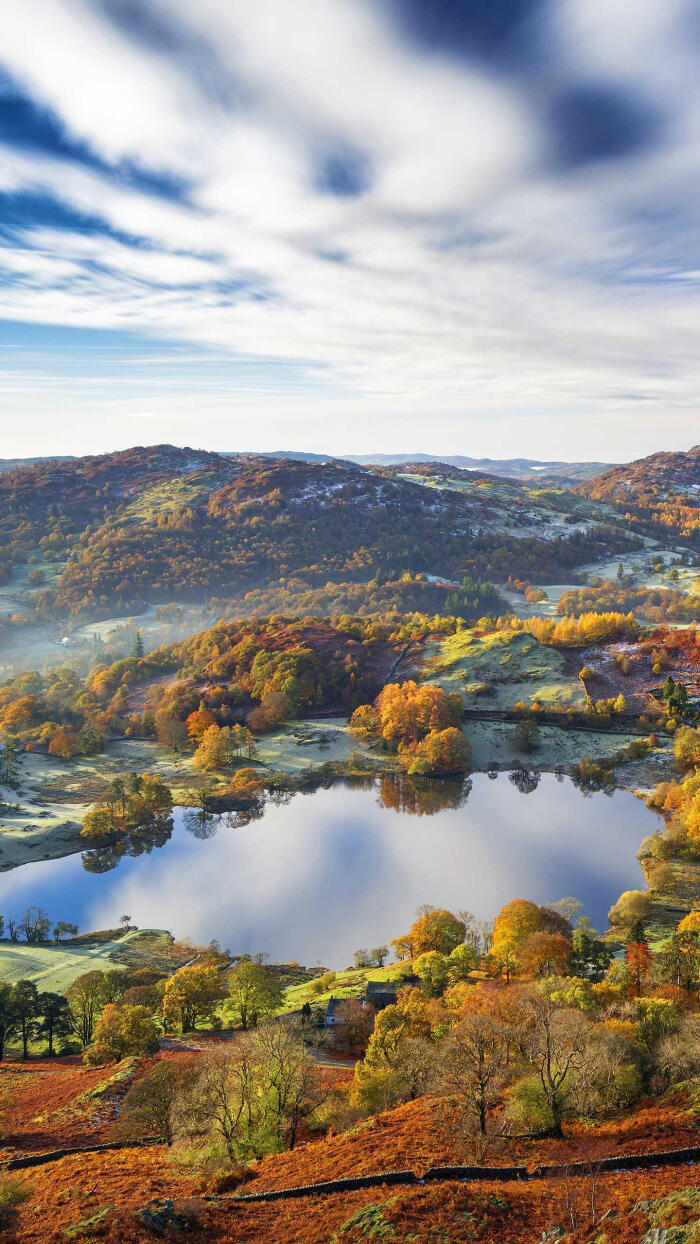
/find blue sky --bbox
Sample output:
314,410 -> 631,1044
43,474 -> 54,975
1,0 -> 699,460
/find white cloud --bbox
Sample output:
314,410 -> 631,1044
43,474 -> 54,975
0,0 -> 699,456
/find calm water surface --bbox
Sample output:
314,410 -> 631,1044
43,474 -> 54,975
0,775 -> 660,967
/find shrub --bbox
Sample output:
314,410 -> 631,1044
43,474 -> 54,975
0,1176 -> 30,1229
505,1075 -> 555,1135
608,889 -> 652,929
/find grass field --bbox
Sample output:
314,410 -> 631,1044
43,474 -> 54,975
424,628 -> 586,710
255,717 -> 377,773
277,960 -> 411,1015
0,928 -> 160,991
464,720 -> 646,772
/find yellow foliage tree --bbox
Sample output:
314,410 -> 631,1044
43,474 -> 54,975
491,899 -> 546,982
193,723 -> 234,772
162,964 -> 224,1033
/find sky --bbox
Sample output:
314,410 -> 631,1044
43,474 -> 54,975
1,0 -> 700,462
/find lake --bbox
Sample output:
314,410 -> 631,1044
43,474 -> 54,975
0,774 -> 660,968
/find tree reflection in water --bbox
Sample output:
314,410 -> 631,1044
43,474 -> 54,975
378,772 -> 472,816
508,768 -> 541,795
79,769 -> 556,874
182,806 -> 219,840
81,817 -> 174,873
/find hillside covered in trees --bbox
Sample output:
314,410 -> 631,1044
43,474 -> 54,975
578,445 -> 700,544
0,446 -> 639,621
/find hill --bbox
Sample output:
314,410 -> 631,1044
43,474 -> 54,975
351,453 -> 614,482
578,445 -> 700,543
0,446 -> 636,621
0,456 -> 76,474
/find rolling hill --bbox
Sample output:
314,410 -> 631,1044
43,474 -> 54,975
0,446 -> 638,621
578,445 -> 700,544
351,453 -> 614,482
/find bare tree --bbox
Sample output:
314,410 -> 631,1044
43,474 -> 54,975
560,1151 -> 606,1234
20,907 -> 50,944
252,1020 -> 329,1149
653,1016 -> 700,1091
175,1040 -> 264,1161
439,1010 -> 510,1138
518,990 -> 592,1136
331,999 -> 374,1051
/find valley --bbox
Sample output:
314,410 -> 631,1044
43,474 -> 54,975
0,444 -> 698,1244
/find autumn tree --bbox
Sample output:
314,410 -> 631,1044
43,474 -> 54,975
100,969 -> 130,1004
162,963 -> 224,1033
390,934 -> 414,961
608,889 -> 652,931
626,943 -> 653,998
672,726 -> 700,771
224,767 -> 263,799
193,724 -> 235,772
447,942 -> 478,983
439,1001 -> 510,1140
678,910 -> 700,935
519,933 -> 572,979
85,1003 -> 160,1065
117,1058 -> 196,1145
492,899 -> 547,983
409,908 -> 467,956
47,730 -> 81,759
228,960 -> 282,1030
399,726 -> 471,776
353,991 -> 439,1112
331,998 -> 375,1050
414,951 -> 450,997
351,681 -> 463,750
185,706 -> 217,742
348,703 -> 378,740
154,707 -> 188,752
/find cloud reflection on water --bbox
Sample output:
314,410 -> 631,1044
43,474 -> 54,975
0,775 -> 656,968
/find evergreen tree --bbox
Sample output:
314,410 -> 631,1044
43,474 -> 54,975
0,737 -> 21,789
38,991 -> 71,1056
11,980 -> 39,1059
0,981 -> 17,1060
627,917 -> 647,945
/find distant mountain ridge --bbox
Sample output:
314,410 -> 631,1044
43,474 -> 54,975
0,450 -> 614,483
0,455 -> 76,473
349,454 -> 614,481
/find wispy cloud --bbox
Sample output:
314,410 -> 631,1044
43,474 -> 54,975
0,0 -> 699,456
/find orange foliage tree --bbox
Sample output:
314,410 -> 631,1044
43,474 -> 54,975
351,681 -> 463,750
399,726 -> 470,776
409,908 -> 467,956
185,706 -> 216,741
519,932 -> 572,979
626,943 -> 654,997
